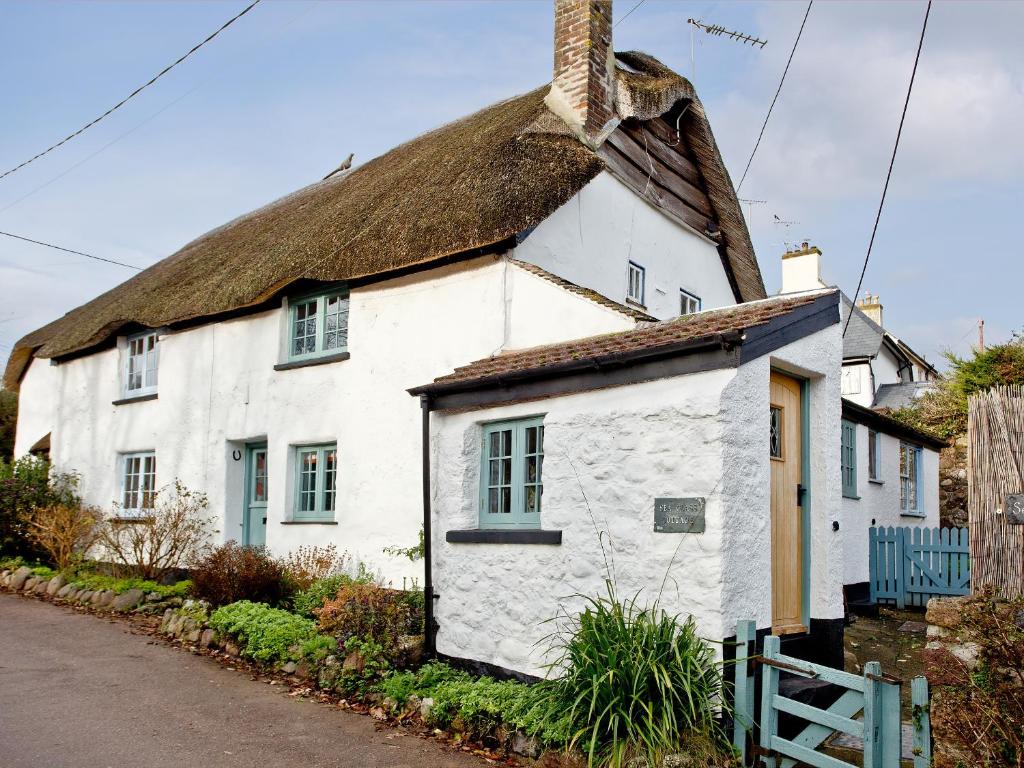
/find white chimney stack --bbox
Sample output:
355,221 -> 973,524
780,242 -> 828,293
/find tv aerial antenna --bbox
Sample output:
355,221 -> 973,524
687,18 -> 768,78
738,198 -> 766,223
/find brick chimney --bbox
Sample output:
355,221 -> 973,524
780,242 -> 827,293
545,0 -> 618,147
858,292 -> 884,327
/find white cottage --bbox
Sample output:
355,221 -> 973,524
410,290 -> 847,677
6,1 -> 766,588
780,244 -> 945,603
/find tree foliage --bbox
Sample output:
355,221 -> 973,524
0,389 -> 16,461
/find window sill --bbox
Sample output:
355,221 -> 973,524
842,494 -> 861,501
446,529 -> 562,545
624,298 -> 647,311
900,512 -> 926,518
869,479 -> 884,485
112,393 -> 158,406
273,351 -> 350,371
281,519 -> 338,525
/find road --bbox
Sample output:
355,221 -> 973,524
0,592 -> 480,768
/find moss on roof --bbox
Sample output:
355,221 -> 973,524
5,52 -> 766,389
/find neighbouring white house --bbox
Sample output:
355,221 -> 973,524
779,243 -> 945,602
7,1 -> 764,591
410,290 -> 847,677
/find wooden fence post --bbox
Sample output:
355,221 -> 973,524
862,661 -> 883,768
732,619 -> 756,764
758,635 -> 781,768
869,526 -> 878,603
912,676 -> 932,768
895,528 -> 907,609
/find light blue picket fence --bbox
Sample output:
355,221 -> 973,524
869,526 -> 970,608
732,620 -> 932,768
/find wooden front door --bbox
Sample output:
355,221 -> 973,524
769,372 -> 806,635
244,444 -> 268,547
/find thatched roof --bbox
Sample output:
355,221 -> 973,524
5,53 -> 765,389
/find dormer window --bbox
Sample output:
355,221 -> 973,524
124,330 -> 159,397
626,262 -> 645,305
680,288 -> 701,315
288,287 -> 349,362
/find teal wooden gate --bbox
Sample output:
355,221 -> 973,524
731,621 -> 931,768
869,526 -> 970,608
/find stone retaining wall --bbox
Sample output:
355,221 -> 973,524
0,565 -> 184,615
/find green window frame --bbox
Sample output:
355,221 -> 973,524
841,419 -> 858,499
288,287 -> 349,362
293,443 -> 338,520
479,417 -> 544,529
900,442 -> 924,516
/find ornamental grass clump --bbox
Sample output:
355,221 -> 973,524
541,581 -> 729,768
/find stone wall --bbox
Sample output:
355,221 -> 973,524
938,440 -> 968,528
0,565 -> 182,614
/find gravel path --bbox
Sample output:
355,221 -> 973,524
0,592 -> 480,768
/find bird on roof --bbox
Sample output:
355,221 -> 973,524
323,153 -> 354,181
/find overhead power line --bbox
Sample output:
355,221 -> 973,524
0,0 -> 261,183
735,0 -> 813,194
0,230 -> 143,271
614,0 -> 647,28
843,0 -> 932,338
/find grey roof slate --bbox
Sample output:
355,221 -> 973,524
840,295 -> 884,360
873,381 -> 935,410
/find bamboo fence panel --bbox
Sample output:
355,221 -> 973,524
968,385 -> 1024,597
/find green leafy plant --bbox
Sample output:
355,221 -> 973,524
540,581 -> 727,768
292,569 -> 378,619
383,526 -> 425,562
335,636 -> 392,697
209,600 -> 325,664
68,573 -> 191,598
190,542 -> 291,607
298,634 -> 338,665
0,456 -> 79,560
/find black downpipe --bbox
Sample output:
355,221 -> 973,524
420,394 -> 436,658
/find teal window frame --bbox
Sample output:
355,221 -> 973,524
287,286 -> 349,362
479,416 -> 544,529
626,262 -> 645,305
680,288 -> 701,315
841,419 -> 858,499
124,330 -> 159,397
293,443 -> 338,521
868,429 -> 882,482
899,442 -> 924,516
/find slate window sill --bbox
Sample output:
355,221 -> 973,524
273,352 -> 350,371
869,479 -> 885,485
281,520 -> 339,525
446,529 -> 562,545
112,393 -> 158,406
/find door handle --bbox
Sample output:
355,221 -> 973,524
262,517 -> 267,524
797,484 -> 807,506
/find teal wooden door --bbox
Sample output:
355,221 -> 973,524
243,445 -> 268,547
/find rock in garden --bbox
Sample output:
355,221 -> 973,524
34,579 -> 51,594
46,575 -> 66,595
926,597 -> 966,629
23,577 -> 39,592
56,583 -> 74,598
199,629 -> 215,648
110,589 -> 145,612
418,697 -> 434,720
512,731 -> 541,758
282,661 -> 298,675
8,567 -> 32,590
186,629 -> 201,643
342,649 -> 366,674
224,642 -> 240,657
662,755 -> 697,768
78,590 -> 93,603
146,592 -> 163,602
398,634 -> 424,667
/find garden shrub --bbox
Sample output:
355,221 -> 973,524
68,573 -> 191,599
190,542 -> 291,607
292,567 -> 379,619
279,544 -> 349,591
931,588 -> 1024,768
100,480 -> 213,579
209,600 -> 326,664
541,582 -> 728,767
22,502 -> 103,572
0,456 -> 79,560
317,583 -> 423,664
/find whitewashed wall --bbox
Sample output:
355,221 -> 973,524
430,370 -> 736,677
840,423 -> 941,585
13,257 -> 636,584
719,323 -> 845,635
429,323 -> 844,676
513,172 -> 736,320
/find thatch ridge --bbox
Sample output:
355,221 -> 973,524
5,52 -> 766,389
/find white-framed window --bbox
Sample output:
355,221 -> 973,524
900,442 -> 923,516
868,429 -> 882,482
294,443 -> 338,520
479,417 -> 544,529
626,262 -> 645,305
288,287 -> 349,362
120,451 -> 156,517
841,367 -> 861,395
124,331 -> 159,397
680,288 -> 701,315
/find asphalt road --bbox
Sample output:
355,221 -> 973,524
0,593 -> 480,768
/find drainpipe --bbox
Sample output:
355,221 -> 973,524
419,394 -> 436,658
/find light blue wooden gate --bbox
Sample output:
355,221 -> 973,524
869,526 -> 970,608
731,621 -> 931,768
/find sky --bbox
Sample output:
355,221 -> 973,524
0,0 -> 1021,371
